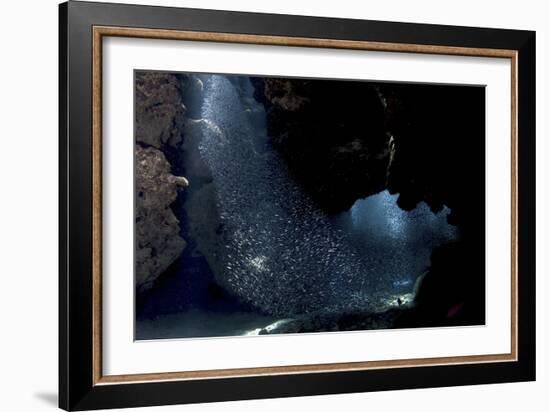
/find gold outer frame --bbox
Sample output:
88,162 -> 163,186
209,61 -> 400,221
92,26 -> 518,386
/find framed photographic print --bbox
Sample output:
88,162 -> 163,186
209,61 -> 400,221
59,1 -> 536,410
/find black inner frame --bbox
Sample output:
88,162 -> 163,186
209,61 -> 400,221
59,1 -> 536,410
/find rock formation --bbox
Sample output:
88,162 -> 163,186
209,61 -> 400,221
252,77 -> 391,212
135,146 -> 189,292
135,71 -> 187,148
135,72 -> 189,293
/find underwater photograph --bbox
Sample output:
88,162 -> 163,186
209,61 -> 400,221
134,70 -> 486,340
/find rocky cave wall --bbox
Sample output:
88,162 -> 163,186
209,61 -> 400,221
135,72 -> 190,293
251,77 -> 485,226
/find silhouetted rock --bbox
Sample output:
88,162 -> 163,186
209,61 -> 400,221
253,78 -> 484,229
395,241 -> 485,327
379,83 -> 486,234
252,77 -> 391,212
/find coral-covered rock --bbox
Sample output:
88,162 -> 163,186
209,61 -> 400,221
134,71 -> 191,292
135,146 -> 188,292
135,72 -> 187,148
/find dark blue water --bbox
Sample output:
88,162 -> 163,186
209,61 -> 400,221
136,74 -> 459,339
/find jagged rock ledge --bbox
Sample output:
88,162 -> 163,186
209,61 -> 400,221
135,71 -> 189,293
